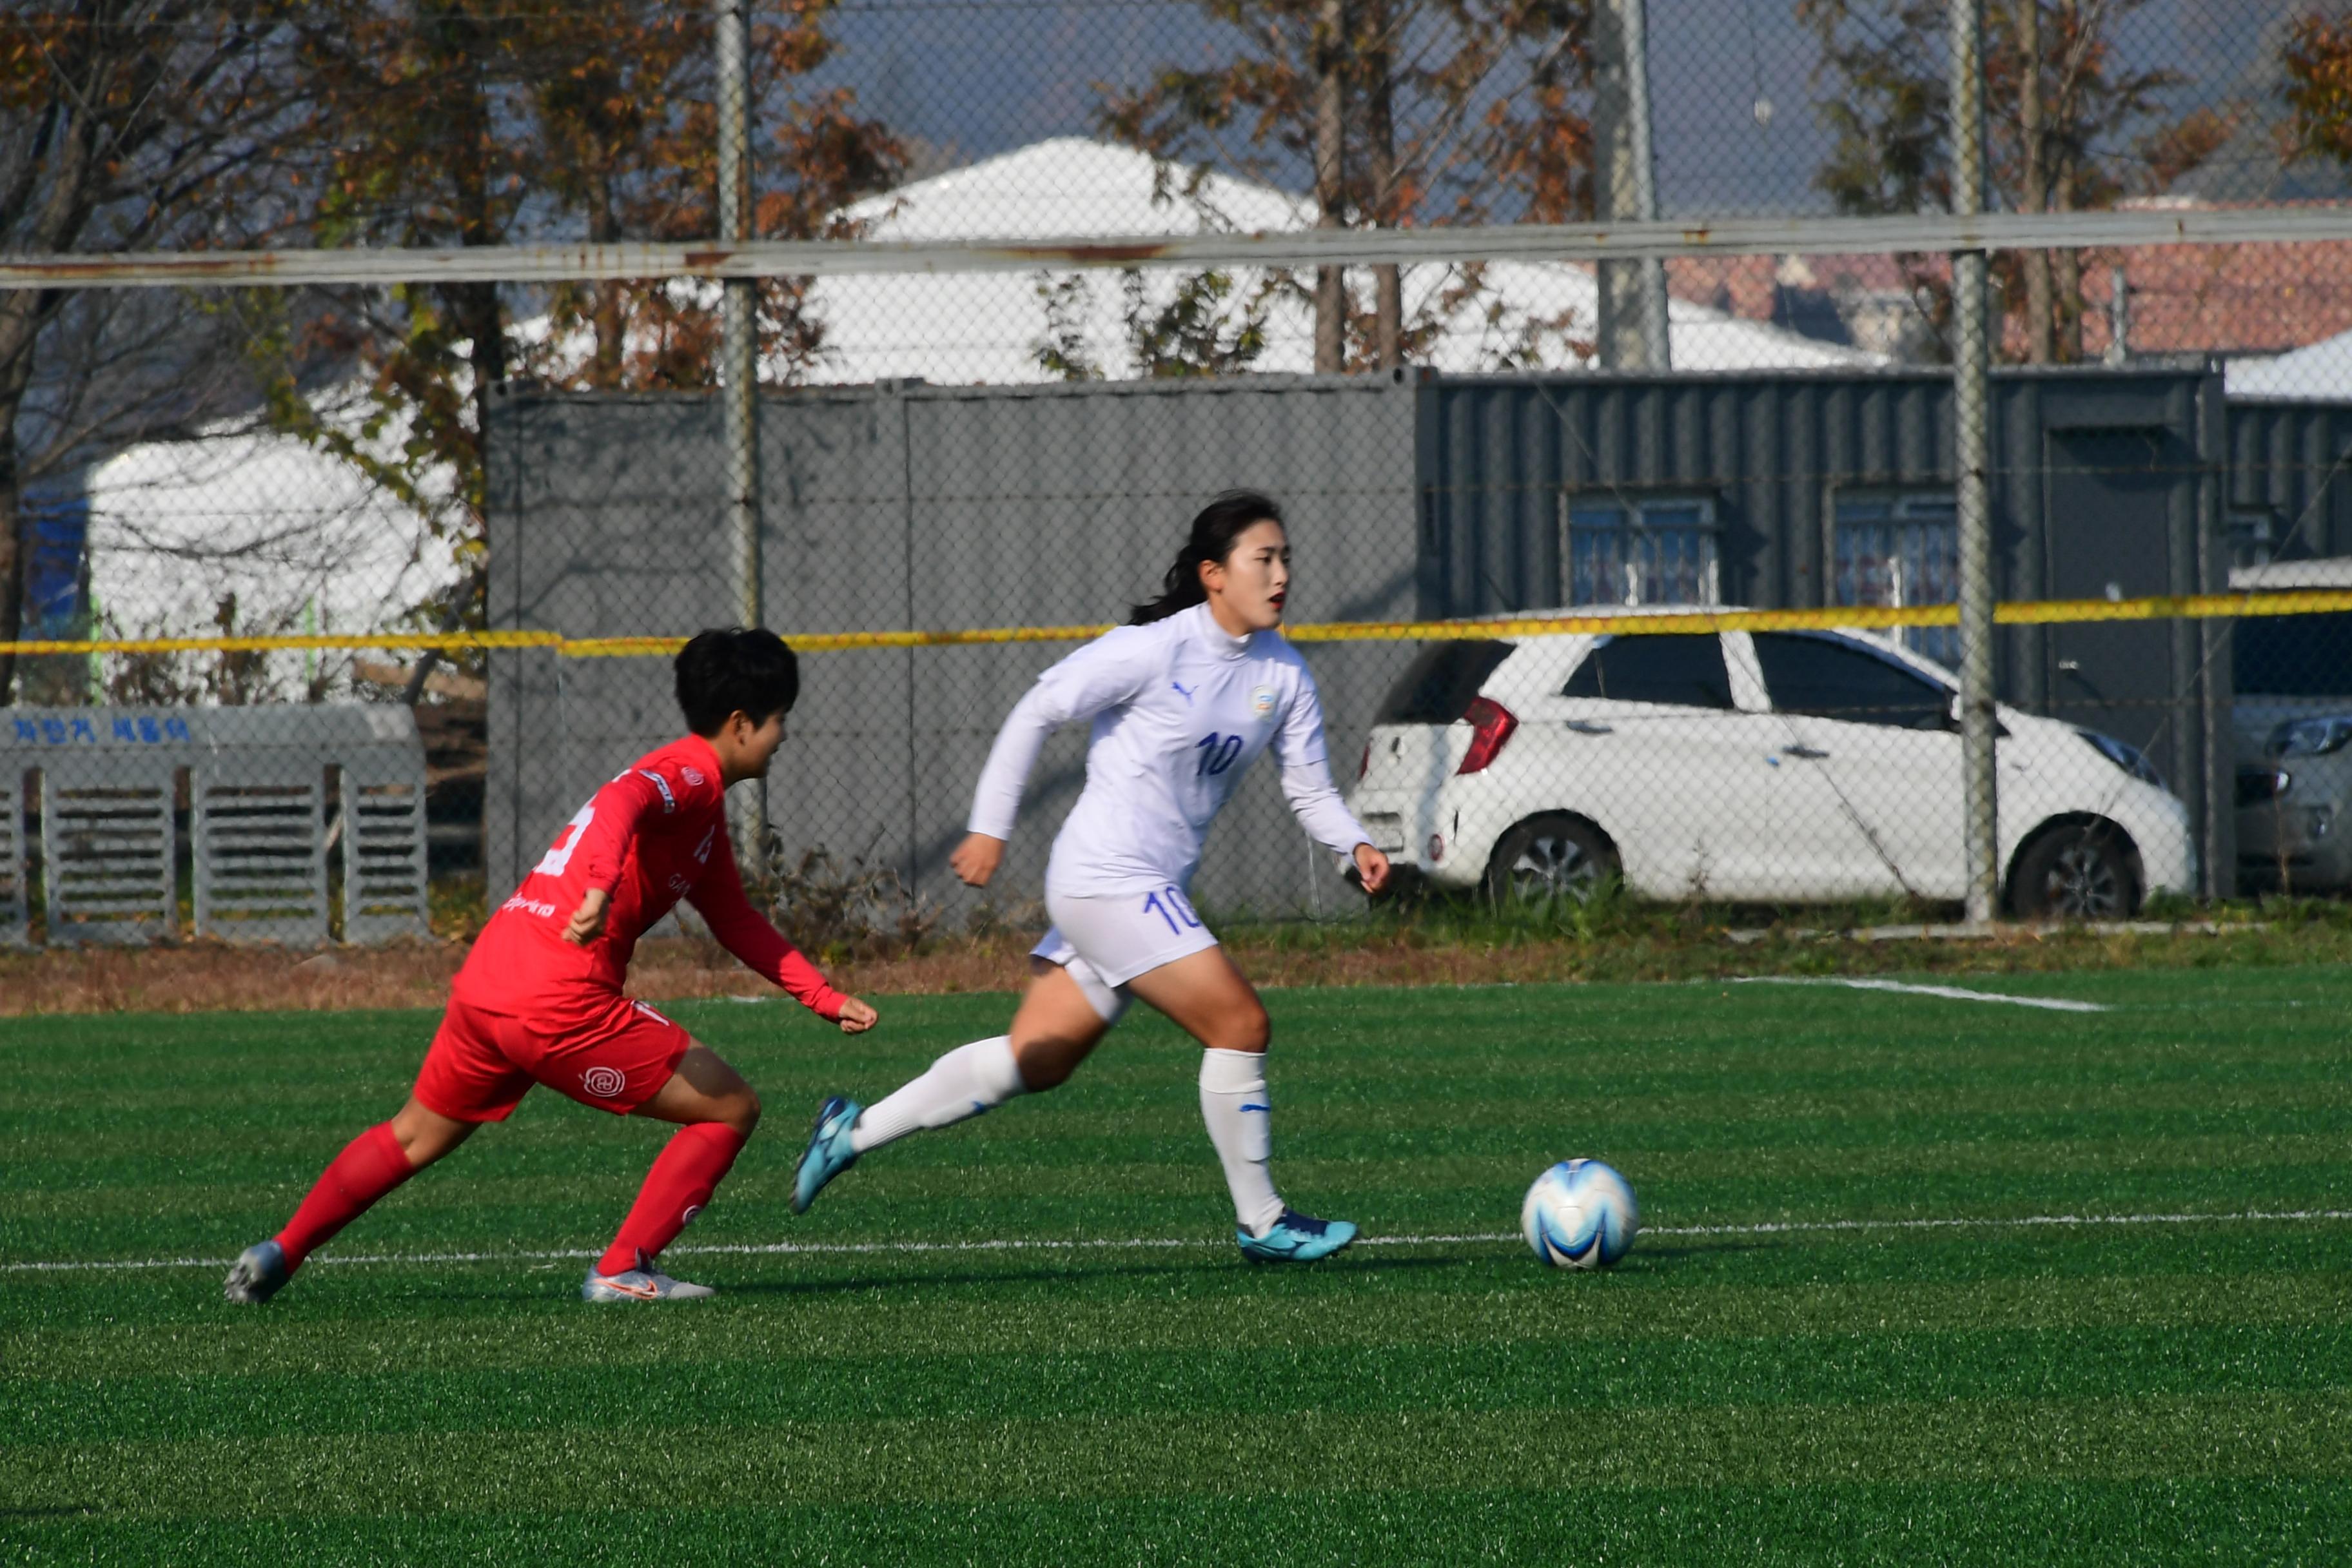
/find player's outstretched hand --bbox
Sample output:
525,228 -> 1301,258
1353,843 -> 1392,898
564,887 -> 612,945
836,996 -> 879,1034
950,832 -> 1005,888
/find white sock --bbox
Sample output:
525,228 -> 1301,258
1199,1048 -> 1284,1237
850,1036 -> 1026,1153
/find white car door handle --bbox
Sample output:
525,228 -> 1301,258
1564,720 -> 1612,735
1782,745 -> 1828,760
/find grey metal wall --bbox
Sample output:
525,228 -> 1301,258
485,374 -> 1422,922
1416,366 -> 2234,894
2224,398 -> 2352,559
487,366 -> 2266,919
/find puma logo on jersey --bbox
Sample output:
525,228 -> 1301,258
1171,680 -> 1196,705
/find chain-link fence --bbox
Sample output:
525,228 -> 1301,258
12,1 -> 2352,948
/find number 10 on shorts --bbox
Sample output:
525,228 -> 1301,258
1143,885 -> 1202,936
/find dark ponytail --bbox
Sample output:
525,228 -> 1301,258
1129,489 -> 1286,625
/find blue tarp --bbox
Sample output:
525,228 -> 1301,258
20,492 -> 88,637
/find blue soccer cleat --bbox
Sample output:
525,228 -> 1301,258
223,1240 -> 290,1305
792,1095 -> 861,1215
1236,1208 -> 1359,1263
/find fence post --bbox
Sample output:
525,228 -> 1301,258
1624,0 -> 1671,370
716,0 -> 767,873
1594,0 -> 1669,369
1950,0 -> 1999,925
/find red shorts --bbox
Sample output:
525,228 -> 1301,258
413,994 -> 692,1122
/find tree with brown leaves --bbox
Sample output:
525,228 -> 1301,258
0,1 -> 314,703
1799,0 -> 2227,363
278,0 -> 901,553
1100,0 -> 1591,373
2284,11 -> 2352,172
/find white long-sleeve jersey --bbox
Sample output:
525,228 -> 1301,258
968,602 -> 1373,896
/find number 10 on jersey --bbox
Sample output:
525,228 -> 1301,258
1143,885 -> 1202,935
1195,733 -> 1242,776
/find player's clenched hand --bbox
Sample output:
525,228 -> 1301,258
950,832 -> 1005,888
1353,843 -> 1392,897
564,887 -> 611,945
836,996 -> 879,1034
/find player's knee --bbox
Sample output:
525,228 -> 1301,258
730,1087 -> 763,1135
389,1102 -> 475,1166
1016,1051 -> 1072,1092
1211,1001 -> 1270,1055
1012,1036 -> 1082,1092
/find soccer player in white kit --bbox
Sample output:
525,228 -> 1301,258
791,491 -> 1391,1260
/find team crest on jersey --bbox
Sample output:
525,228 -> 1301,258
1251,685 -> 1277,718
581,1065 -> 628,1099
681,766 -> 705,787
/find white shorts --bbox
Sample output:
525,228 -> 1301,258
1032,885 -> 1220,1024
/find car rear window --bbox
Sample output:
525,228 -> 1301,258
1562,634 -> 1734,708
1376,640 -> 1514,723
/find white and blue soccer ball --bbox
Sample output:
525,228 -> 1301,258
1521,1158 -> 1638,1269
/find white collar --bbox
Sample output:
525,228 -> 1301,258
1190,602 -> 1255,663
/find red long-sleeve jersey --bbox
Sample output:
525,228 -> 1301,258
455,734 -> 847,1023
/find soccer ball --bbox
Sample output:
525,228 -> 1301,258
1521,1159 -> 1638,1269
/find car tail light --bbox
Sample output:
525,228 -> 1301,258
2236,767 -> 2291,807
1358,740 -> 1371,781
1457,697 -> 1518,774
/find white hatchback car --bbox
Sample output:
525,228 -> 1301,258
1347,616 -> 2195,917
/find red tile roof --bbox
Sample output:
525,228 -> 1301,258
1664,209 -> 2352,361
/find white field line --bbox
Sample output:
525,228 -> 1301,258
8,1208 -> 2349,1275
1730,975 -> 2109,1012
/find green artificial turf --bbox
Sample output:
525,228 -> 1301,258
3,967 -> 2349,1563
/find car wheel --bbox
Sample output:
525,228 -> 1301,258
1484,815 -> 1620,906
2008,821 -> 2141,921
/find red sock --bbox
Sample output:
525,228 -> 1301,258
275,1122 -> 416,1270
598,1122 -> 749,1276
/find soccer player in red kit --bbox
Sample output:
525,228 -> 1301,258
224,629 -> 877,1305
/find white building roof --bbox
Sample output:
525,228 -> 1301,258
2226,327 -> 2352,399
802,138 -> 1882,384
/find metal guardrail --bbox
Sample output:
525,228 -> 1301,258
12,206 -> 2352,289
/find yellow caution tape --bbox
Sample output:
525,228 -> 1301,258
8,589 -> 2352,660
1289,591 -> 2352,640
558,624 -> 1124,657
0,630 -> 560,656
